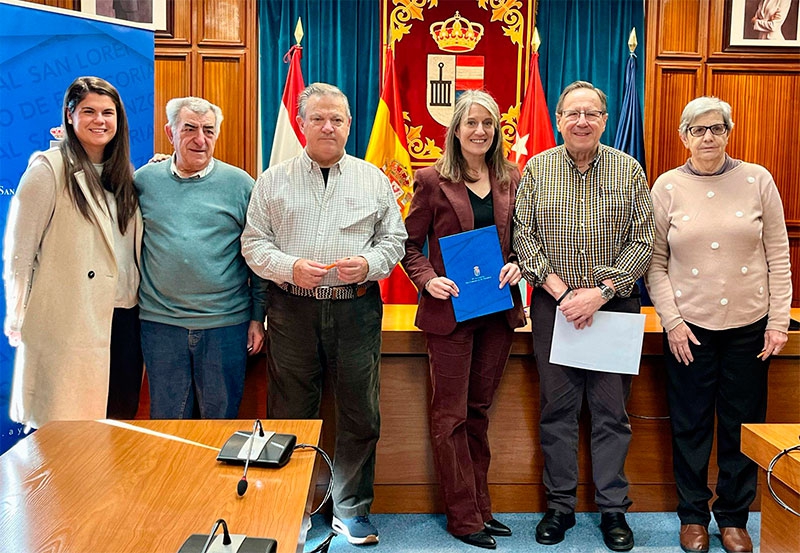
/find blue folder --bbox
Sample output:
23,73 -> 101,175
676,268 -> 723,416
439,225 -> 513,322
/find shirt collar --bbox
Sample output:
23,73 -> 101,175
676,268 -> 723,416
170,155 -> 215,179
300,149 -> 348,173
560,143 -> 605,171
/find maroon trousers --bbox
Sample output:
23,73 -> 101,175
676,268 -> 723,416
425,312 -> 514,536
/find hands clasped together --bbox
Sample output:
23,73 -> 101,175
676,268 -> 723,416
292,256 -> 370,289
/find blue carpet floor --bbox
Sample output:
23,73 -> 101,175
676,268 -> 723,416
305,512 -> 761,552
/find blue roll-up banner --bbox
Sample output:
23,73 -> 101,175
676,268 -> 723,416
0,1 -> 154,454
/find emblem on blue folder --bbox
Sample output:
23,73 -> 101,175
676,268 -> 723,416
440,225 -> 514,322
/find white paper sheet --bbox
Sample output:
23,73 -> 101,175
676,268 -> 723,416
549,309 -> 646,375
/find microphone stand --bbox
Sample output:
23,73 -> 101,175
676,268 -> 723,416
199,519 -> 231,553
237,419 -> 264,496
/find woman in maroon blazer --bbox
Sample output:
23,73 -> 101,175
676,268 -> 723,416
402,90 -> 526,549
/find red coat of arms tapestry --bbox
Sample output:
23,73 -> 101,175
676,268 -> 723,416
380,0 -> 538,169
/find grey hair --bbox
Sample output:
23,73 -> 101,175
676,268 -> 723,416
555,80 -> 608,114
435,89 -> 516,186
165,97 -> 224,133
297,82 -> 351,119
678,96 -> 734,135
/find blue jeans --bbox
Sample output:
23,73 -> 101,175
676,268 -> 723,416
141,320 -> 248,419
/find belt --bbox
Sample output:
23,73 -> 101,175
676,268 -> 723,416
277,281 -> 374,300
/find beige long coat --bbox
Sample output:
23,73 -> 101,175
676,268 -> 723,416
4,148 -> 142,428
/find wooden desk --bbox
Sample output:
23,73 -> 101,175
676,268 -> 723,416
741,424 -> 800,553
364,306 -> 800,513
0,419 -> 322,553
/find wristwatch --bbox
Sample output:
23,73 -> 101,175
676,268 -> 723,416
598,283 -> 614,302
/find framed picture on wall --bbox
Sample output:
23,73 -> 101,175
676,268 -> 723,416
727,0 -> 800,47
81,0 -> 168,32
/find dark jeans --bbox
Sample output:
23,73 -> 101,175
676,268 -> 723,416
531,287 -> 638,513
107,305 -> 143,419
425,312 -> 514,536
141,320 -> 249,419
665,316 -> 769,529
266,282 -> 382,519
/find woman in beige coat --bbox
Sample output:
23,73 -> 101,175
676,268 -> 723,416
3,76 -> 143,429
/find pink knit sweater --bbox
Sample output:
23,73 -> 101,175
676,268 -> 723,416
645,162 -> 791,332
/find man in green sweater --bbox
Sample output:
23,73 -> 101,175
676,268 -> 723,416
134,96 -> 266,419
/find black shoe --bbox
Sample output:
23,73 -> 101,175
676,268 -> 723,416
455,530 -> 497,549
483,518 -> 512,537
600,512 -> 634,552
535,509 -> 576,545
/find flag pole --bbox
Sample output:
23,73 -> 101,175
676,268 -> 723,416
294,17 -> 304,46
627,27 -> 637,55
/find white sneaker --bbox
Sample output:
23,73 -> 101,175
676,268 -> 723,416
332,515 -> 379,545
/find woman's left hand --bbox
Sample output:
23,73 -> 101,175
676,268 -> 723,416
760,329 -> 788,360
498,262 -> 521,288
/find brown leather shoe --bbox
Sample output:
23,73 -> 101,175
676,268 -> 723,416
679,524 -> 709,553
720,527 -> 753,553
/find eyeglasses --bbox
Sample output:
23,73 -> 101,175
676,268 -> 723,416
687,124 -> 727,137
560,110 -> 605,122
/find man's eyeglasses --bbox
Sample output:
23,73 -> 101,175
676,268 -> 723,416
687,124 -> 728,137
560,110 -> 605,122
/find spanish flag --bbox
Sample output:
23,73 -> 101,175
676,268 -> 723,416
365,48 -> 418,304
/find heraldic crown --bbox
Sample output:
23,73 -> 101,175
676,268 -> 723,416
430,11 -> 485,53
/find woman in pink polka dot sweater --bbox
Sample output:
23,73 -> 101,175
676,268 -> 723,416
645,96 -> 791,553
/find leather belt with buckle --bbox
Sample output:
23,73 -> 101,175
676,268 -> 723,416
277,281 -> 373,300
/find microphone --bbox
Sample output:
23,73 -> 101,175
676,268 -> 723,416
237,419 -> 265,497
177,517 -> 278,552
200,519 -> 231,553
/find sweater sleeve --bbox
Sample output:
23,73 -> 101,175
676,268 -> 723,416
759,171 -> 792,332
2,157 -> 57,337
645,175 -> 684,332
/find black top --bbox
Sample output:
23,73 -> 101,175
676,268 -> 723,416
467,186 -> 494,229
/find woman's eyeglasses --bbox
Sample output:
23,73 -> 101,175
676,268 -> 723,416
687,124 -> 728,137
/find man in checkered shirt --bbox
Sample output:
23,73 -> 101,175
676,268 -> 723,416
513,81 -> 654,552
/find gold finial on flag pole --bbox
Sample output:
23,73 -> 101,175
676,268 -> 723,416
532,27 -> 541,54
294,17 -> 304,45
627,28 -> 637,54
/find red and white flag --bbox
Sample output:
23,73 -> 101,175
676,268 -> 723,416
509,50 -> 555,306
269,44 -> 306,166
509,51 -> 555,173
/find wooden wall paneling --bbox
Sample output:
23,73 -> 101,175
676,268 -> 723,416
198,0 -> 246,45
156,0 -> 191,44
153,0 -> 257,175
199,53 -> 247,171
486,360 -> 540,483
375,355 -> 435,484
152,53 -> 192,156
767,362 -> 800,420
649,64 -> 702,180
20,0 -> 78,9
706,66 -> 800,213
654,0 -> 706,57
792,239 -> 799,309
